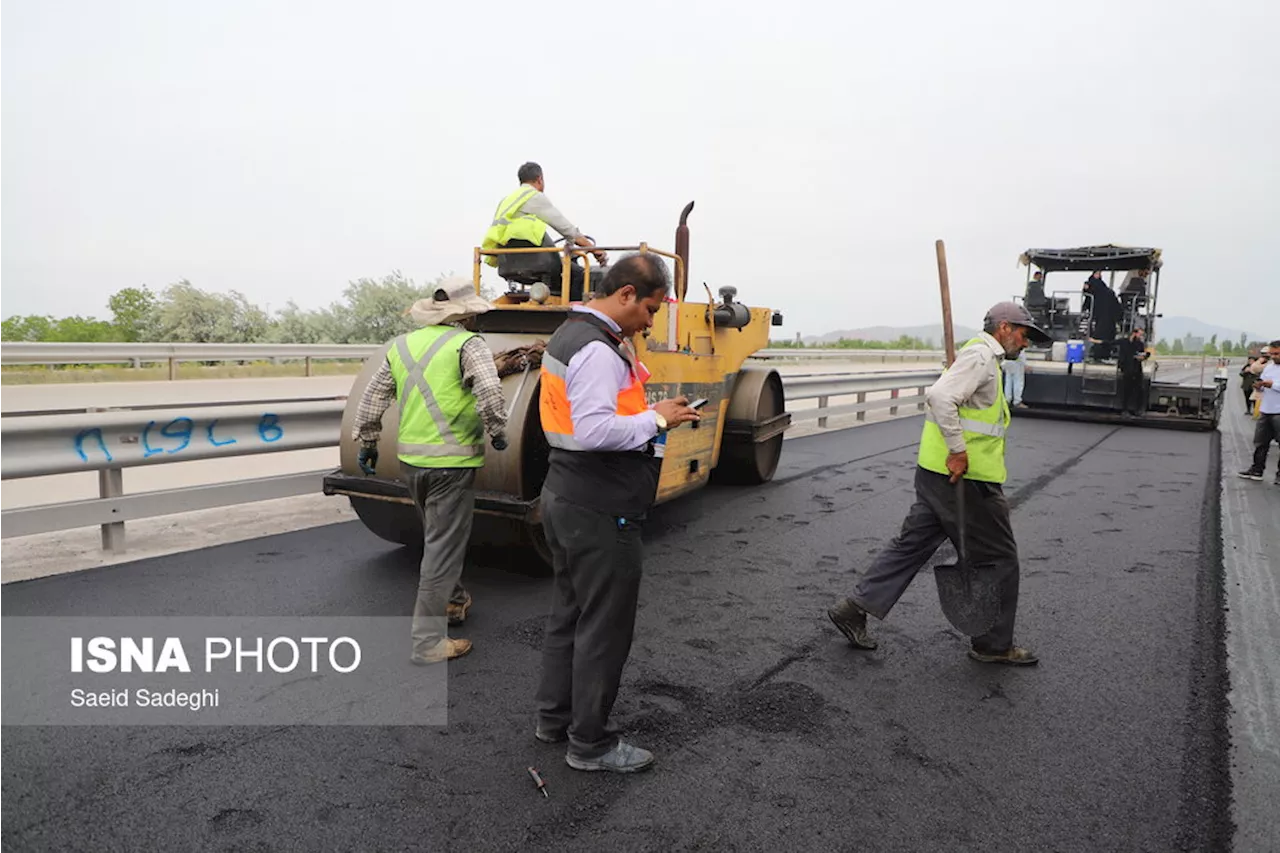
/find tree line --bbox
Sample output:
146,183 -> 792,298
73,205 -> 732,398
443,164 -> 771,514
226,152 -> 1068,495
0,273 -> 495,345
769,335 -> 937,350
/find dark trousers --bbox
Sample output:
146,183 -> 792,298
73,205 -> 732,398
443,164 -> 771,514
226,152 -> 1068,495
1251,414 -> 1280,474
1121,368 -> 1145,414
534,488 -> 644,759
501,238 -> 587,301
1242,386 -> 1255,414
851,467 -> 1020,652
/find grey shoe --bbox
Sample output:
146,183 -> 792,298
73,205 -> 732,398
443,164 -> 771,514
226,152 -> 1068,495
1238,469 -> 1264,481
565,741 -> 654,773
827,598 -> 878,650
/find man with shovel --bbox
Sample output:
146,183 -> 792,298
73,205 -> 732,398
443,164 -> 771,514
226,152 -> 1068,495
827,302 -> 1050,666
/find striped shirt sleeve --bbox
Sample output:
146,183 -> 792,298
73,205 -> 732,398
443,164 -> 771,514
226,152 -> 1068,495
352,359 -> 397,446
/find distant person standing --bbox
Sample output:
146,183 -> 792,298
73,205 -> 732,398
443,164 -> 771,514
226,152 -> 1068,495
1083,272 -> 1121,359
1238,341 -> 1280,485
1001,349 -> 1027,408
1241,352 -> 1264,416
1090,328 -> 1152,415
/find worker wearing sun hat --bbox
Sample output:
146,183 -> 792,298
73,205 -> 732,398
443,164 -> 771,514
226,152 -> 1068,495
351,276 -> 508,663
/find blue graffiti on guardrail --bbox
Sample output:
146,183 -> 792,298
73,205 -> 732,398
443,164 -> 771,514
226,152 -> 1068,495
73,413 -> 283,464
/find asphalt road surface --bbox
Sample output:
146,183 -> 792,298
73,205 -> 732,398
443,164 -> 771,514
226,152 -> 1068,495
2,416 -> 1233,852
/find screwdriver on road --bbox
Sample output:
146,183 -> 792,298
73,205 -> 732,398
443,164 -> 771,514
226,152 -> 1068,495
527,766 -> 549,798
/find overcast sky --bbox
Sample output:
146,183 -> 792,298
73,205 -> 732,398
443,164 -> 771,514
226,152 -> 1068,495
3,0 -> 1278,339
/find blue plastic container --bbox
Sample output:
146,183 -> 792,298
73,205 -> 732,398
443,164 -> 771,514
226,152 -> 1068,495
1066,340 -> 1085,364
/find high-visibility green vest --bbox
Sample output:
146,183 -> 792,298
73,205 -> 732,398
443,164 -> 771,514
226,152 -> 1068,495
917,337 -> 1010,483
481,186 -> 547,267
387,326 -> 486,468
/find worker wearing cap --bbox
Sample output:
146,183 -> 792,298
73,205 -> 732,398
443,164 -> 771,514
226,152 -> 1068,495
827,301 -> 1051,666
533,253 -> 700,774
351,278 -> 508,664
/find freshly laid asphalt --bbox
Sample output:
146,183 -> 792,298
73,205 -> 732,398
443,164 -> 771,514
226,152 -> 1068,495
1,416 -> 1232,852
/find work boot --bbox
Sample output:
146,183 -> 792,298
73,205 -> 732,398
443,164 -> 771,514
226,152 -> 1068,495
1238,468 -> 1264,481
967,646 -> 1039,666
411,637 -> 472,665
827,598 -> 878,650
565,741 -> 654,774
447,591 -> 473,626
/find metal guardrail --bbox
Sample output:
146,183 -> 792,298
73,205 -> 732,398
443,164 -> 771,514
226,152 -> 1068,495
0,369 -> 939,551
0,342 -> 379,364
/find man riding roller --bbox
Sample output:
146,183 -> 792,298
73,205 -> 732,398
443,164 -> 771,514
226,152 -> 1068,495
482,162 -> 606,301
827,302 -> 1051,666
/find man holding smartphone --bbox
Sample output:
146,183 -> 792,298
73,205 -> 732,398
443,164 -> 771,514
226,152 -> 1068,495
1238,341 -> 1280,484
534,252 -> 700,774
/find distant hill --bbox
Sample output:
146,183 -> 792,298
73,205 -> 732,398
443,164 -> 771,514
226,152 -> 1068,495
801,323 -> 981,347
1151,316 -> 1266,346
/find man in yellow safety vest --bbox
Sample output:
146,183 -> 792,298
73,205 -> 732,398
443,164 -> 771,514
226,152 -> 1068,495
827,301 -> 1051,666
351,278 -> 508,664
481,162 -> 605,301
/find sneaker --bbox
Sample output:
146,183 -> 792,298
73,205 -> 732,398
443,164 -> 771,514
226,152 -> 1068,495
565,741 -> 654,774
827,598 -> 878,650
1238,469 -> 1264,481
447,592 -> 473,626
535,727 -> 567,744
411,637 -> 472,665
968,646 -> 1039,666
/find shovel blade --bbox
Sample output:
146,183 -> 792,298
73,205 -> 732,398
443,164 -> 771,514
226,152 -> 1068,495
933,562 -> 1002,636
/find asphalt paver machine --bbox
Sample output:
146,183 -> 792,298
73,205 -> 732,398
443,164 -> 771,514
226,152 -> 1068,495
1011,244 -> 1223,430
323,203 -> 790,563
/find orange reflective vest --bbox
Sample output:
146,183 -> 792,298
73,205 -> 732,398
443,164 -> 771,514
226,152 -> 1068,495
539,311 -> 662,515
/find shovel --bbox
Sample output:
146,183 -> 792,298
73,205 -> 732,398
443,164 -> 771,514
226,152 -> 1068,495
933,478 -> 1003,636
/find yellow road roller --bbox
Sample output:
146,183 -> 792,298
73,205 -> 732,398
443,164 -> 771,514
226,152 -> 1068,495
322,203 -> 789,563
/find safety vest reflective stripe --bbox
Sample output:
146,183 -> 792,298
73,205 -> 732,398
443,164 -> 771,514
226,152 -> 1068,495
490,188 -> 537,226
540,352 -> 651,451
542,353 -> 569,378
925,411 -> 1007,438
397,441 -> 484,457
394,330 -> 483,455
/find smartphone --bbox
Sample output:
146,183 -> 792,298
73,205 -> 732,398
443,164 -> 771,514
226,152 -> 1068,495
688,398 -> 709,410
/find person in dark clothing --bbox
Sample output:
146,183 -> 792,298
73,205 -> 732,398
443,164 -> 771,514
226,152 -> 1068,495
1241,354 -> 1263,415
1093,327 -> 1151,414
1083,272 -> 1121,360
533,253 -> 700,774
1024,271 -> 1047,308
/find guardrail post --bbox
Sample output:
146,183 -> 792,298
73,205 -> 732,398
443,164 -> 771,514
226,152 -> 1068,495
99,467 -> 126,552
168,357 -> 177,380
890,388 -> 900,416
856,392 -> 866,422
305,356 -> 313,377
917,386 -> 926,411
817,396 -> 829,428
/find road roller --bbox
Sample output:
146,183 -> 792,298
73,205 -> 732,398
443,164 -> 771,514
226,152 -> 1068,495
322,202 -> 790,564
